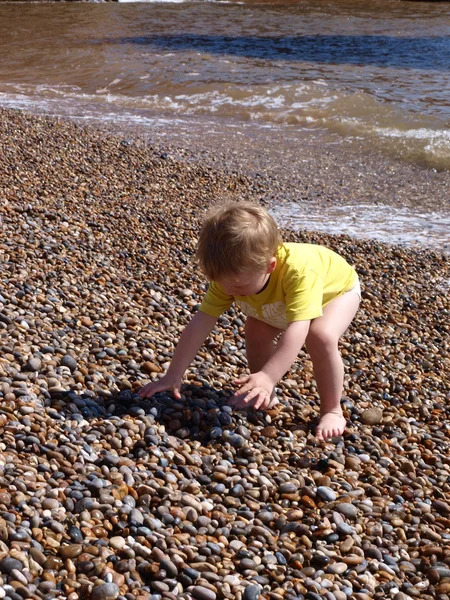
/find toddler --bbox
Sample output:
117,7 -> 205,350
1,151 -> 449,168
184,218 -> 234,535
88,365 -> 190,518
139,202 -> 360,440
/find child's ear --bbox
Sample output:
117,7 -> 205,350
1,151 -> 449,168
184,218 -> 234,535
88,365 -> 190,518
267,257 -> 277,274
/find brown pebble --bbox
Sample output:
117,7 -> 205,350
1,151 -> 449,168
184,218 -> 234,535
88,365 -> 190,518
360,408 -> 383,425
142,362 -> 161,374
59,545 -> 83,559
260,426 -> 278,438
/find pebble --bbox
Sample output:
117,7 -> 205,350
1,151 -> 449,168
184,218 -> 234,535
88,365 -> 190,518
328,562 -> 348,575
91,583 -> 120,600
336,523 -> 354,536
243,585 -> 261,600
24,356 -> 42,371
360,408 -> 383,425
60,354 -> 78,372
336,503 -> 358,520
0,558 -> 23,574
317,486 -> 337,502
192,586 -> 217,600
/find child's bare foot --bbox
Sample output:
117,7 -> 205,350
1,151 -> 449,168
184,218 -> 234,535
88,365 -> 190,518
316,411 -> 346,441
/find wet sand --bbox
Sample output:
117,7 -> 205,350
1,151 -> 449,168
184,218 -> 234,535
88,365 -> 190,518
0,107 -> 449,600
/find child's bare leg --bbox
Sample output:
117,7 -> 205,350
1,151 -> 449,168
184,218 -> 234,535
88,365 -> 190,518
306,291 -> 360,440
243,316 -> 282,408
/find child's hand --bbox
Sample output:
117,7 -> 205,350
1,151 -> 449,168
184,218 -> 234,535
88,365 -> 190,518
316,411 -> 346,441
229,372 -> 275,411
138,373 -> 182,400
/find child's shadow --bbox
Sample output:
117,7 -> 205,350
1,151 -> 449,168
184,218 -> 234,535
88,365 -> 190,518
48,383 -> 295,450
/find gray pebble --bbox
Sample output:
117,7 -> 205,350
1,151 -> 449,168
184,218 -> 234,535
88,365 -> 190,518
60,354 -> 78,372
336,523 -> 355,535
192,586 -> 217,600
317,486 -> 337,502
91,583 -> 120,600
0,557 -> 23,574
243,585 -> 261,600
336,503 -> 358,519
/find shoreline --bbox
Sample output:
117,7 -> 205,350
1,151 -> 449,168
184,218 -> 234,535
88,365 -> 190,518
0,107 -> 449,600
59,109 -> 450,253
89,112 -> 450,215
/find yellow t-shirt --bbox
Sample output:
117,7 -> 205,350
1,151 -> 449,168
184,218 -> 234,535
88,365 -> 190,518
199,243 -> 358,329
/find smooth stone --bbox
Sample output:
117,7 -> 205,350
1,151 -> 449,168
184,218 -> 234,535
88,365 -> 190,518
69,526 -> 84,543
130,508 -> 144,525
223,575 -> 241,587
310,555 -> 331,569
230,540 -> 245,552
256,511 -> 273,525
317,486 -> 337,502
0,557 -> 23,574
336,503 -> 358,520
42,498 -> 60,510
243,584 -> 261,600
10,569 -> 28,585
191,586 -> 217,600
110,536 -> 127,550
25,357 -> 42,371
222,431 -> 246,448
304,593 -> 322,600
279,482 -> 299,494
60,354 -> 78,372
184,568 -> 200,581
434,566 -> 450,578
151,582 -> 170,593
160,558 -> 178,578
360,408 -> 383,425
91,583 -> 121,600
59,544 -> 83,559
327,562 -> 348,575
231,484 -> 245,497
240,558 -> 257,570
336,523 -> 355,536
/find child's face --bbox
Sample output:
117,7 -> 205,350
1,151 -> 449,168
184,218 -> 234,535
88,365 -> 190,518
217,258 -> 276,297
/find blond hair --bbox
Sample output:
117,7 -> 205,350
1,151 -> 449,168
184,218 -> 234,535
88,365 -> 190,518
196,202 -> 282,280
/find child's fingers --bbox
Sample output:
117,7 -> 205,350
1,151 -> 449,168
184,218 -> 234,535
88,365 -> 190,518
253,396 -> 264,410
173,386 -> 181,400
234,376 -> 250,385
241,389 -> 258,405
229,389 -> 254,407
243,388 -> 269,408
254,393 -> 271,411
234,383 -> 253,397
138,384 -> 155,398
139,380 -> 173,399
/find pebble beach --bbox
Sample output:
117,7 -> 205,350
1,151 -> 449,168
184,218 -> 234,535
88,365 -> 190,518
0,107 -> 449,600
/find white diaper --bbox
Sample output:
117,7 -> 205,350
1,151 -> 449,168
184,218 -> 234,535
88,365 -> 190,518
347,277 -> 361,299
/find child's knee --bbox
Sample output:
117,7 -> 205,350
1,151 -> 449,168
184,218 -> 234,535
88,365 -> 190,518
306,328 -> 339,358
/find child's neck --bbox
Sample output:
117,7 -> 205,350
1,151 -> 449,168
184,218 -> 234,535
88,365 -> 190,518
257,273 -> 271,294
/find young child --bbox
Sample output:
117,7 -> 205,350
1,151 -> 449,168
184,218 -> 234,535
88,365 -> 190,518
139,202 -> 360,441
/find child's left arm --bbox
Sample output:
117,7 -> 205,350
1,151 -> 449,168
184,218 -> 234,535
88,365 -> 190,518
231,319 -> 310,410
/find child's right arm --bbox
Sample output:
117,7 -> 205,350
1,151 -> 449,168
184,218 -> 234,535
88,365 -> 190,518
138,310 -> 218,399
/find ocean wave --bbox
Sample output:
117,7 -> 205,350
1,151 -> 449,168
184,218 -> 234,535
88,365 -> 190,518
271,202 -> 450,251
1,81 -> 449,169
